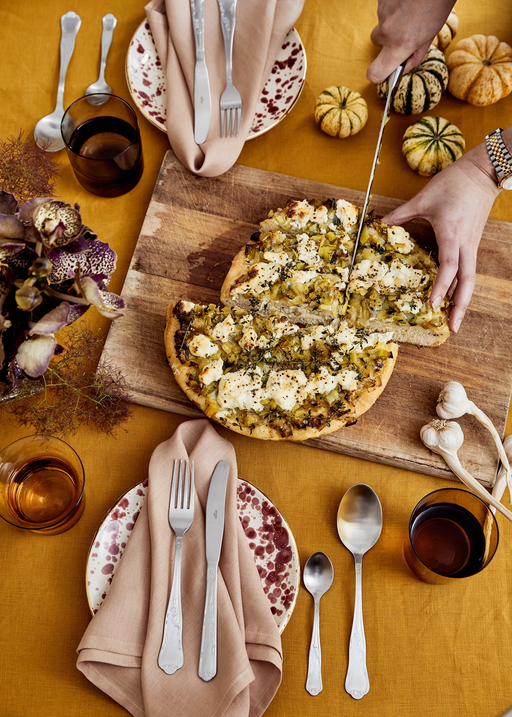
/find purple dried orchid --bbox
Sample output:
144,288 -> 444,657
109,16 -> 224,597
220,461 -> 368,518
0,190 -> 125,391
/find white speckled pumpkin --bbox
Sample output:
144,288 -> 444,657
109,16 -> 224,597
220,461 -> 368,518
314,86 -> 368,138
432,10 -> 459,51
447,34 -> 512,106
402,117 -> 465,176
378,45 -> 449,114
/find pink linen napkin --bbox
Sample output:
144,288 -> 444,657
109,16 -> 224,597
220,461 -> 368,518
145,0 -> 305,177
77,419 -> 282,717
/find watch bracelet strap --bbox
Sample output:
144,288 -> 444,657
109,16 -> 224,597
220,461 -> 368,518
485,128 -> 512,180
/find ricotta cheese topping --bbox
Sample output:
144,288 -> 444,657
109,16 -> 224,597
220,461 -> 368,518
189,334 -> 219,358
199,357 -> 224,385
387,226 -> 415,254
211,314 -> 235,341
394,292 -> 423,314
335,199 -> 359,231
296,234 -> 323,268
266,369 -> 308,411
232,262 -> 281,295
263,250 -> 292,266
349,258 -> 423,294
289,269 -> 319,284
217,368 -> 264,412
239,326 -> 270,350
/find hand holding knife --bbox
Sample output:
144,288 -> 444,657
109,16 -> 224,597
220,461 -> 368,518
198,460 -> 229,681
346,64 -> 405,288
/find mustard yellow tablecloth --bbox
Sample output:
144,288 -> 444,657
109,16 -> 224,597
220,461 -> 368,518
1,1 -> 512,716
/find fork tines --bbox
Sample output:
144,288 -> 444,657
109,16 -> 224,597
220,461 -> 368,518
220,103 -> 241,138
171,459 -> 194,512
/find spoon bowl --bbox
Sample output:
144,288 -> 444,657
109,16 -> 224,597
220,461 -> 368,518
337,483 -> 382,700
303,551 -> 334,696
34,111 -> 67,152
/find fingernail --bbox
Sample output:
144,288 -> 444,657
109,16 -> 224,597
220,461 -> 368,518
452,317 -> 462,333
431,295 -> 441,310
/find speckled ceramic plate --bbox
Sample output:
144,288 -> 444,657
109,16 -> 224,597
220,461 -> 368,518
86,478 -> 299,633
125,20 -> 306,140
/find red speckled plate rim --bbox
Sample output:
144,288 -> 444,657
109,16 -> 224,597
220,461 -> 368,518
85,477 -> 300,634
125,20 -> 307,141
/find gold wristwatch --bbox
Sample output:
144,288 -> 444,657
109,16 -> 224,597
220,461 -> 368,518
485,128 -> 512,189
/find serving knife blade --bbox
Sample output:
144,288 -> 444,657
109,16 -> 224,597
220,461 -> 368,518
198,460 -> 229,681
346,64 -> 405,283
190,0 -> 211,144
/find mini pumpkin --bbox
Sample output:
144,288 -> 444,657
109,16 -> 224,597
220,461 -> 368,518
447,34 -> 512,106
377,45 -> 449,114
432,10 -> 459,51
314,86 -> 368,138
402,117 -> 465,176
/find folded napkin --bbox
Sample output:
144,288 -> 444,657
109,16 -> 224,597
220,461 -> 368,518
77,419 -> 282,717
145,0 -> 305,177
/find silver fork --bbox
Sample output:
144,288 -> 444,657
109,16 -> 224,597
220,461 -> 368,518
158,459 -> 195,675
217,0 -> 242,137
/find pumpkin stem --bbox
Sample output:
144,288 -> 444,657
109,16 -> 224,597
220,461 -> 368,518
339,98 -> 348,109
483,58 -> 492,66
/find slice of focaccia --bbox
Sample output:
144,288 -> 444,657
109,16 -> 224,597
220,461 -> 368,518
165,300 -> 398,441
220,198 -> 450,347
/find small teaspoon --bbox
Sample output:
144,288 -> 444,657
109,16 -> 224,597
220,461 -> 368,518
85,14 -> 117,104
303,551 -> 334,696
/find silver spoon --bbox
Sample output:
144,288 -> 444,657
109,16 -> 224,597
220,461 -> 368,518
85,14 -> 117,105
34,12 -> 81,152
337,483 -> 382,700
303,551 -> 334,696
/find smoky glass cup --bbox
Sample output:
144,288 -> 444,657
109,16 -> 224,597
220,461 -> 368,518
0,435 -> 85,535
403,487 -> 499,585
61,93 -> 143,197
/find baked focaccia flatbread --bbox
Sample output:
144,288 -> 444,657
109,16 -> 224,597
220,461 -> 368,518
165,300 -> 398,441
220,198 -> 450,347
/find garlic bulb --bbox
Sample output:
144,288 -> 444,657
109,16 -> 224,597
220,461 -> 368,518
420,419 -> 512,524
437,381 -> 512,502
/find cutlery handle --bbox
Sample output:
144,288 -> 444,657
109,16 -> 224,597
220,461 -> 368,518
98,14 -> 117,82
217,0 -> 236,83
158,536 -> 184,674
198,565 -> 218,681
306,597 -> 323,696
345,555 -> 369,699
190,0 -> 206,60
56,11 -> 81,113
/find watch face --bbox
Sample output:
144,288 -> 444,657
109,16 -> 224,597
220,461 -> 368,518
502,176 -> 512,190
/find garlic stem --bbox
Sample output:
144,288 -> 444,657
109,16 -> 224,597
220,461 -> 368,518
491,435 -> 512,505
420,419 -> 512,525
468,401 -> 512,502
441,450 -> 512,524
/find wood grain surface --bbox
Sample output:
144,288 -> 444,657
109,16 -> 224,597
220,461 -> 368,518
102,151 -> 512,486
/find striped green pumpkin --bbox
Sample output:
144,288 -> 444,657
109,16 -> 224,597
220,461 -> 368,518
314,86 -> 368,138
378,45 -> 449,114
402,117 -> 465,176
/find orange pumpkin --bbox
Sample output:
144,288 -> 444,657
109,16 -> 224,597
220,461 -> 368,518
447,34 -> 512,105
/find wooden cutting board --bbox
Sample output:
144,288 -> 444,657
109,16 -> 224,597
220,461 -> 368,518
103,151 -> 512,486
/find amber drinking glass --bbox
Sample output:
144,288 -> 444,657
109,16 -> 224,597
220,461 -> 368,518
404,488 -> 499,584
61,93 -> 143,197
0,435 -> 85,535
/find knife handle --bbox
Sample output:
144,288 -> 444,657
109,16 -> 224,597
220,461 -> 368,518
190,0 -> 206,61
198,565 -> 218,681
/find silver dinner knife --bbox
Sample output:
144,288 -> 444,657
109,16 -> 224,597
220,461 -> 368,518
198,459 -> 229,681
190,0 -> 211,144
346,64 -> 405,284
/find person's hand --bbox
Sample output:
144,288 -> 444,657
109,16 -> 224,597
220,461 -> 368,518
381,145 -> 501,333
367,0 -> 455,83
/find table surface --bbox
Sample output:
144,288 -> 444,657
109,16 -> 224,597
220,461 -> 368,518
1,1 -> 512,717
